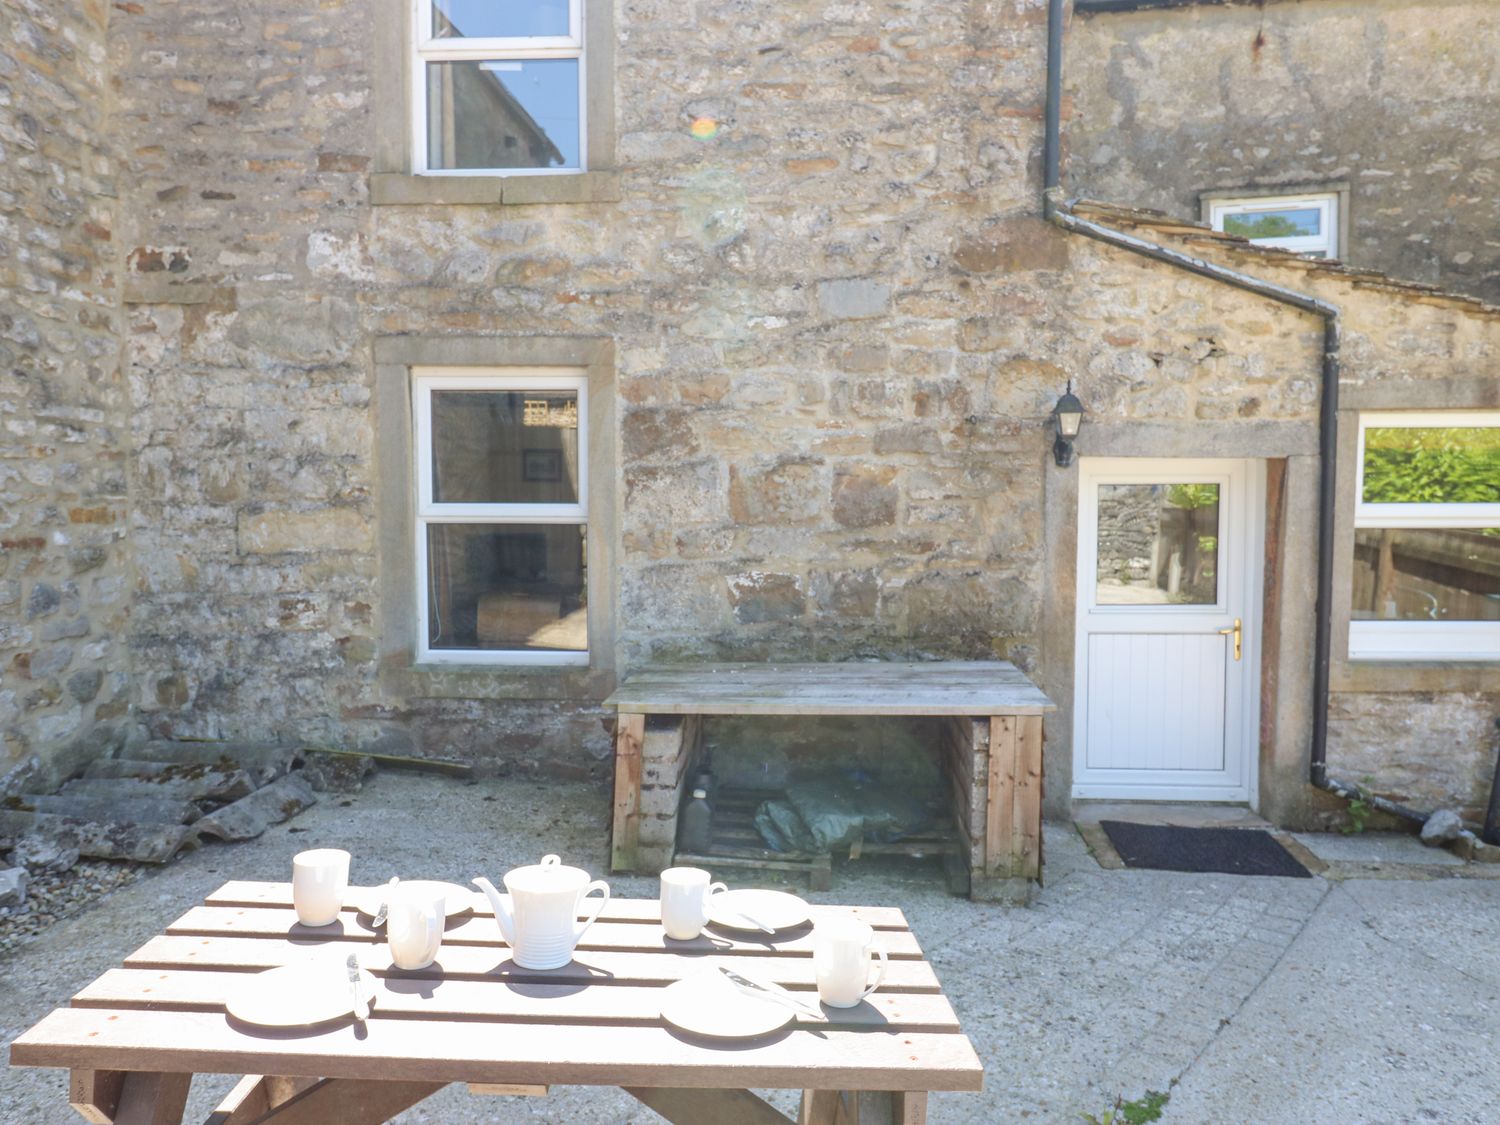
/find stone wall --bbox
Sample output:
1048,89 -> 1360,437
1068,0 -> 1500,304
107,0 -> 1342,784
56,0 -> 1500,823
0,0 -> 130,791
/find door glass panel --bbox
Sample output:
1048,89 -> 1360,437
1096,483 -> 1221,605
1350,528 -> 1500,621
426,523 -> 587,651
430,389 -> 579,505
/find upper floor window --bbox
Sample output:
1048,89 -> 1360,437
1349,412 -> 1500,661
1209,193 -> 1339,259
412,0 -> 585,175
413,368 -> 590,665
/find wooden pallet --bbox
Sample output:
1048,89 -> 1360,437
674,788 -> 961,893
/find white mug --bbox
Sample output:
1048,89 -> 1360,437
659,867 -> 727,941
292,848 -> 350,927
813,918 -> 888,1008
386,886 -> 445,970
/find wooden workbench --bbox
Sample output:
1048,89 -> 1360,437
604,662 -> 1056,903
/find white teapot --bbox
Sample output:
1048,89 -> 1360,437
473,855 -> 610,970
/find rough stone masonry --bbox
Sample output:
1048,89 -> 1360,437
1,0 -> 1497,826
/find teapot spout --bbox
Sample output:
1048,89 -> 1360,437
471,876 -> 515,944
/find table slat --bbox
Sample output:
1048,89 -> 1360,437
204,883 -> 911,931
123,936 -> 944,991
165,907 -> 925,959
13,1007 -> 983,1092
72,968 -> 962,1032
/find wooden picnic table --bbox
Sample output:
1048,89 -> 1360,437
9,881 -> 983,1124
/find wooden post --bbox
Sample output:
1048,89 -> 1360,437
207,1075 -> 319,1124
610,712 -> 646,872
986,715 -> 1016,878
1014,715 -> 1044,881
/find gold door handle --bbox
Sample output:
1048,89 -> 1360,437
1217,618 -> 1242,661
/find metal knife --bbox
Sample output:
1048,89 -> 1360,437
717,965 -> 822,1019
346,953 -> 369,1024
371,876 -> 399,928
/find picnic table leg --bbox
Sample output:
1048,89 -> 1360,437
205,1075 -> 319,1123
113,1071 -> 192,1125
626,1086 -> 791,1123
799,1090 -> 928,1125
238,1078 -> 445,1123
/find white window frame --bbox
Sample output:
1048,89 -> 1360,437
411,0 -> 587,177
1349,411 -> 1500,662
413,366 -> 589,666
1209,193 -> 1338,258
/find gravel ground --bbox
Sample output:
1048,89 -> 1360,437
4,772 -> 1500,1123
0,860 -> 145,957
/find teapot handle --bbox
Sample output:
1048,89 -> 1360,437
574,879 -> 610,941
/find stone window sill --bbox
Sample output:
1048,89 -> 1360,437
381,660 -> 612,701
370,171 -> 621,207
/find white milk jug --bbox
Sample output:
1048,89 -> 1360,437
473,855 -> 610,970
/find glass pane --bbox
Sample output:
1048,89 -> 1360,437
1096,483 -> 1221,605
1221,208 -> 1321,240
426,523 -> 587,651
1361,426 -> 1500,505
432,0 -> 570,39
1351,528 -> 1500,622
430,389 -> 579,505
426,59 -> 579,171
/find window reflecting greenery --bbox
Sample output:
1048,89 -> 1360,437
1222,209 -> 1320,240
1362,427 -> 1500,505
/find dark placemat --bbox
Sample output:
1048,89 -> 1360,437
1100,820 -> 1312,879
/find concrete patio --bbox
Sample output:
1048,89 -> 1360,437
3,772 -> 1498,1123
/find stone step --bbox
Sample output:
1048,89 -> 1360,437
196,774 -> 318,842
0,810 -> 196,864
130,740 -> 304,787
63,769 -> 255,805
21,793 -> 201,826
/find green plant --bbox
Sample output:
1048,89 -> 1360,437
1342,797 -> 1371,835
1083,1090 -> 1171,1125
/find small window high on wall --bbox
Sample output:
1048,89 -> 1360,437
1208,193 -> 1339,258
413,368 -> 589,665
413,0 -> 585,174
1350,413 -> 1500,661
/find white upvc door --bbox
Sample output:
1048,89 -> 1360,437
1072,458 -> 1263,804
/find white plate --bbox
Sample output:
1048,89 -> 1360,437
348,881 -> 476,919
705,889 -> 811,934
659,968 -> 795,1039
225,960 -> 378,1028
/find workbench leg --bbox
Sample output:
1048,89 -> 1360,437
626,1086 -> 789,1123
113,1071 -> 191,1125
611,712 -> 646,872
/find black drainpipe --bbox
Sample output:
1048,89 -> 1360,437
1041,0 -> 1426,825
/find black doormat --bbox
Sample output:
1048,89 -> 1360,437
1100,820 -> 1312,879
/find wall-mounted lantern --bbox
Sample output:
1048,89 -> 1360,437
1051,384 -> 1085,467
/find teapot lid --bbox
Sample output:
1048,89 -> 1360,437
506,853 -> 589,892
